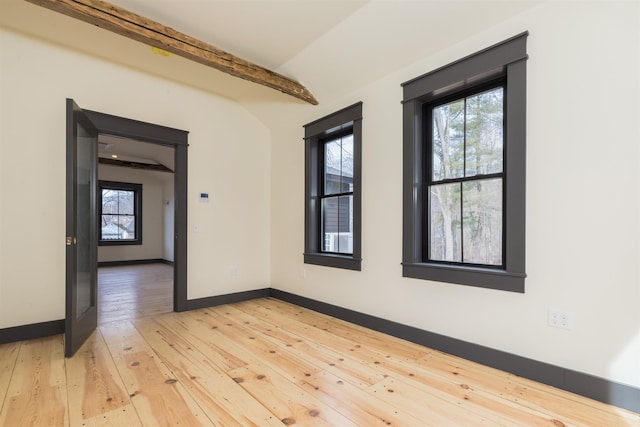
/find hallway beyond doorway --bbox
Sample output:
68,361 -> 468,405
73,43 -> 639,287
98,263 -> 173,325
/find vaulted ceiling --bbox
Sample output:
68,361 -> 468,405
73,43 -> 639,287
1,0 -> 542,115
1,0 -> 541,164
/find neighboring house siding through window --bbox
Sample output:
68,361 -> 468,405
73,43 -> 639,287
321,132 -> 354,254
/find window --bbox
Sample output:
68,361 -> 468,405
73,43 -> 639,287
402,33 -> 528,292
99,181 -> 142,245
321,131 -> 354,254
427,83 -> 504,266
304,102 -> 362,270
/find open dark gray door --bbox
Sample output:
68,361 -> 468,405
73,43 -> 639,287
65,99 -> 98,357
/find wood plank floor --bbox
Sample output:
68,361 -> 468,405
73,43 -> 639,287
1,286 -> 639,425
98,264 -> 173,325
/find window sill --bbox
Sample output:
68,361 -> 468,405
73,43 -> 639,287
304,253 -> 362,271
402,262 -> 525,293
99,240 -> 143,246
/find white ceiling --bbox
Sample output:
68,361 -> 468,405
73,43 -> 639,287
98,134 -> 175,171
110,0 -> 369,70
0,0 -> 541,161
0,0 -> 541,106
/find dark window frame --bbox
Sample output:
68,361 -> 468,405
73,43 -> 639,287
99,180 -> 143,246
304,102 -> 362,271
402,33 -> 528,292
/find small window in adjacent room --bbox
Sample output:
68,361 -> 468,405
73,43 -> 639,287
401,33 -> 528,292
304,102 -> 362,270
99,181 -> 142,246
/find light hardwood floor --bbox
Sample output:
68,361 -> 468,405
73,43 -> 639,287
98,263 -> 174,325
1,279 -> 638,425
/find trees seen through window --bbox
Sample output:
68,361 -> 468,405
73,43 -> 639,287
428,85 -> 504,267
99,181 -> 142,245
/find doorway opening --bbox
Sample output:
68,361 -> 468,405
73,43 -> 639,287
66,100 -> 188,357
84,108 -> 189,313
97,135 -> 176,324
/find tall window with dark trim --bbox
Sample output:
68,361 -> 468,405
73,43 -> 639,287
304,102 -> 362,271
99,181 -> 142,246
402,33 -> 528,292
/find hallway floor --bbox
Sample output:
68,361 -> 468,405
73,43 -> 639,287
98,263 -> 173,325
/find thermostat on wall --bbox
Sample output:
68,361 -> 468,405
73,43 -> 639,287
199,192 -> 210,203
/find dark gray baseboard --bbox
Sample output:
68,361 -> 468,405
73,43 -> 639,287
0,319 -> 65,345
185,288 -> 270,311
98,258 -> 173,267
269,288 -> 640,414
3,286 -> 637,413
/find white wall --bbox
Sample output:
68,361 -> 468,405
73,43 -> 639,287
163,177 -> 175,262
97,165 -> 167,263
0,28 -> 271,328
268,1 -> 640,389
0,0 -> 637,394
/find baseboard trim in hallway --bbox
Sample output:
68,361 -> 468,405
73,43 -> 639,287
0,319 -> 64,345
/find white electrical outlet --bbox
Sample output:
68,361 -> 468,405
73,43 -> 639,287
229,265 -> 239,277
548,308 -> 572,330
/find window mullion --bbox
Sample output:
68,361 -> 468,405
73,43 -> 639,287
431,172 -> 503,186
463,96 -> 467,179
338,136 -> 343,253
462,96 -> 467,264
459,181 -> 464,263
116,191 -> 120,239
321,191 -> 353,198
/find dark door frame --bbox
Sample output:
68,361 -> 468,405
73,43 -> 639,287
65,99 -> 99,357
84,109 -> 189,312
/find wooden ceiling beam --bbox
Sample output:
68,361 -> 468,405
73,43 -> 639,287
25,0 -> 319,105
98,157 -> 173,173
